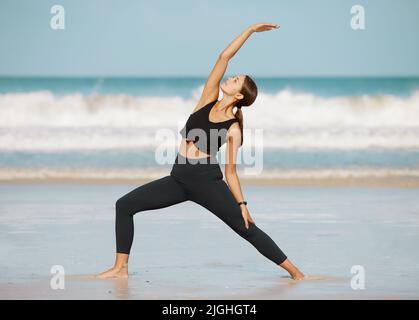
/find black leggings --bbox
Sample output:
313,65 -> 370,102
115,153 -> 287,265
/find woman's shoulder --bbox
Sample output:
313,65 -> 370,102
226,121 -> 241,136
191,99 -> 218,115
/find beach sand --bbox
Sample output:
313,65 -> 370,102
1,182 -> 418,299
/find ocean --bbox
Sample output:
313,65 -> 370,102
1,76 -> 419,181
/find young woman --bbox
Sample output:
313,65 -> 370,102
97,23 -> 305,280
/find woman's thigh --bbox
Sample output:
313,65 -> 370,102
187,179 -> 249,232
116,175 -> 189,215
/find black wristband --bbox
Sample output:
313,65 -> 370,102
238,201 -> 247,206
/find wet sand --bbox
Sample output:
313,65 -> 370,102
1,183 -> 419,299
2,176 -> 419,188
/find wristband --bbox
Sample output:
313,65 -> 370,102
238,201 -> 247,206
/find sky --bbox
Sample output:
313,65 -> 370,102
0,0 -> 418,77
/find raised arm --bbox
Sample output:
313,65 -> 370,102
193,23 -> 279,111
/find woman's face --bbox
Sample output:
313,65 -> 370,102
221,74 -> 246,96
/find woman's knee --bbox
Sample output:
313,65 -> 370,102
233,222 -> 258,239
115,197 -> 135,217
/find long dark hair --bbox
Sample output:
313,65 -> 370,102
234,75 -> 258,146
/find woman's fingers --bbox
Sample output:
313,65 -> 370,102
256,23 -> 280,32
244,215 -> 255,229
250,23 -> 280,33
242,213 -> 249,229
243,216 -> 249,229
262,23 -> 279,28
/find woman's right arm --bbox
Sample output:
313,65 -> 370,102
194,23 -> 279,112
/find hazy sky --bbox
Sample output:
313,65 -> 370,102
1,0 -> 418,77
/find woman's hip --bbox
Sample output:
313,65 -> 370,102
170,152 -> 223,182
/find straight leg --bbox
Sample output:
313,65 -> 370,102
188,179 -> 288,265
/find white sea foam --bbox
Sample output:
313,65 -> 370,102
1,89 -> 419,151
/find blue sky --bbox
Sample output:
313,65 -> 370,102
0,0 -> 418,77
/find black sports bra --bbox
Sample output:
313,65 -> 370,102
180,100 -> 239,157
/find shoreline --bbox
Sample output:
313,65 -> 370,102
2,176 -> 419,188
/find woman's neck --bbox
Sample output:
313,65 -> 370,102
216,97 -> 235,117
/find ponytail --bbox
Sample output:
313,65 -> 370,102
234,106 -> 244,146
233,75 -> 258,147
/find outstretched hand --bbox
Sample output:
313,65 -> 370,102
249,23 -> 280,33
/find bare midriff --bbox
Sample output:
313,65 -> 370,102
178,138 -> 212,159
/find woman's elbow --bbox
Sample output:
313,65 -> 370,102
224,167 -> 237,179
219,52 -> 230,61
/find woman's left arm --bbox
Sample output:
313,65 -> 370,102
224,124 -> 255,229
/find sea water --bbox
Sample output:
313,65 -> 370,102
1,76 -> 419,180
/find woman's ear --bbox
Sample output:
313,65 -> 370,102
235,92 -> 244,101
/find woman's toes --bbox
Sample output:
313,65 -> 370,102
96,267 -> 128,279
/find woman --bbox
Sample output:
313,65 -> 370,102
97,23 -> 305,280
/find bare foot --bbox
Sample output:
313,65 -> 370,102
96,264 -> 128,279
279,258 -> 306,281
300,275 -> 328,281
290,274 -> 329,281
291,271 -> 306,280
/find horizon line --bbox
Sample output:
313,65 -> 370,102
1,75 -> 419,79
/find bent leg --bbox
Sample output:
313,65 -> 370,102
115,175 -> 188,254
190,180 -> 287,265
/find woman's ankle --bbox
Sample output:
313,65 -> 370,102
114,263 -> 128,269
114,252 -> 129,269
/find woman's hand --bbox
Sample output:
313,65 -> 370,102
240,205 -> 255,229
249,23 -> 280,33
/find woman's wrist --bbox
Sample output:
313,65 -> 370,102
246,26 -> 255,34
238,201 -> 247,207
